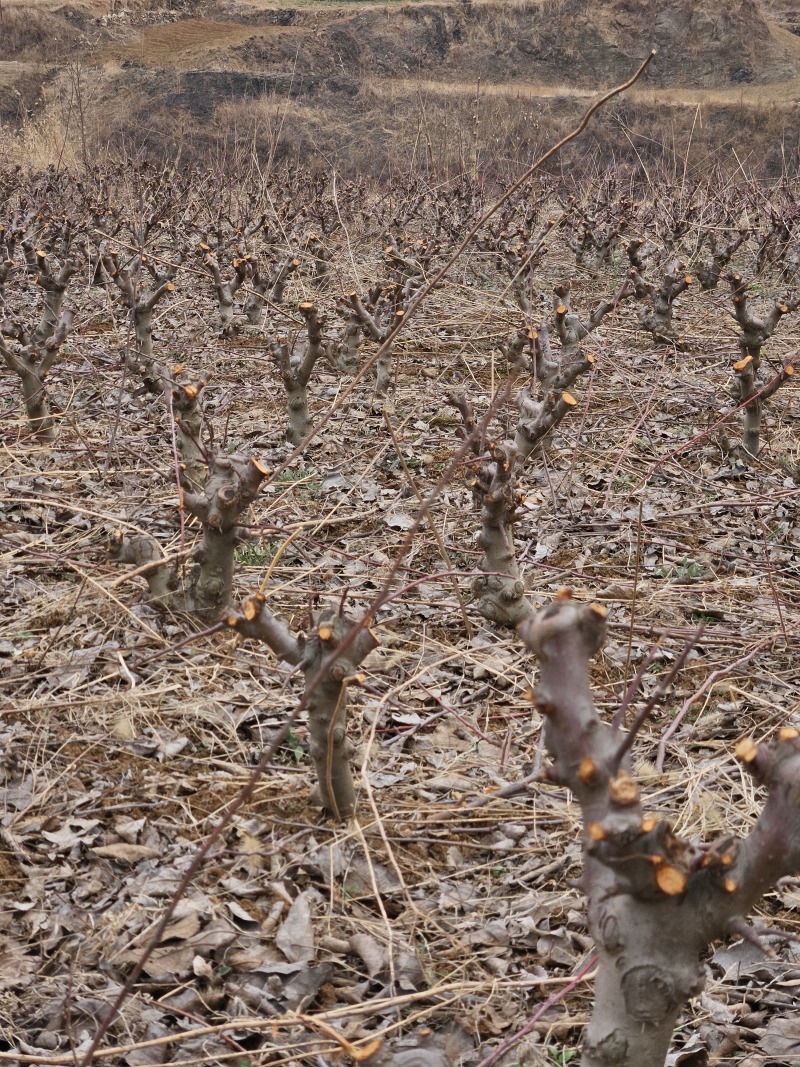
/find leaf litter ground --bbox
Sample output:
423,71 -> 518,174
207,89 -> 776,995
1,232 -> 799,1067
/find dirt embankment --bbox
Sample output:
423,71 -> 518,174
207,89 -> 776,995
95,0 -> 799,88
10,0 -> 799,87
4,0 -> 800,175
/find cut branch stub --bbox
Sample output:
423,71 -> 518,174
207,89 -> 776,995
515,387 -> 579,461
303,610 -> 378,820
727,272 -> 800,361
225,591 -> 303,665
446,392 -> 533,626
725,274 -> 799,454
630,259 -> 691,344
172,373 -> 208,494
270,301 -> 325,444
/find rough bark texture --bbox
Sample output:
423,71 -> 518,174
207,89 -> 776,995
101,242 -> 182,396
106,531 -> 178,602
0,224 -> 16,300
447,282 -> 625,626
30,249 -> 78,342
346,235 -> 435,399
755,211 -> 794,275
623,237 -> 650,273
183,452 -> 269,618
347,290 -> 402,399
200,249 -> 250,331
693,228 -> 748,291
227,596 -> 378,820
325,304 -> 363,374
448,391 -> 532,627
478,215 -> 555,317
470,440 -> 532,627
510,282 -> 630,462
518,594 -> 800,1067
109,450 -> 269,618
172,375 -> 207,494
303,231 -> 330,279
243,254 -> 300,324
563,197 -> 630,274
727,273 -> 799,361
515,385 -> 578,462
552,280 -> 632,362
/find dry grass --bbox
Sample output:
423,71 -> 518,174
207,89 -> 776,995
0,110 -> 83,169
0,7 -> 87,61
4,0 -> 800,182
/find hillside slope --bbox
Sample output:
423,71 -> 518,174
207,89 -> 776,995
2,0 -> 800,174
81,0 -> 800,89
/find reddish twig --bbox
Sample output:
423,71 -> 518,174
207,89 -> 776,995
655,638 -> 772,772
757,512 -> 790,646
613,627 -> 704,771
474,953 -> 598,1067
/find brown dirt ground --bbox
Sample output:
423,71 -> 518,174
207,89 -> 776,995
94,19 -> 280,67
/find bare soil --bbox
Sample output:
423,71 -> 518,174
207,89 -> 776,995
94,18 -> 271,67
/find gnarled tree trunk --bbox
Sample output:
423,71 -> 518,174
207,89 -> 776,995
519,593 -> 800,1067
226,596 -> 378,820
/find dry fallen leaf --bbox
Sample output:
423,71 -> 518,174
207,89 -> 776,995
275,889 -> 318,964
90,843 -> 161,863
